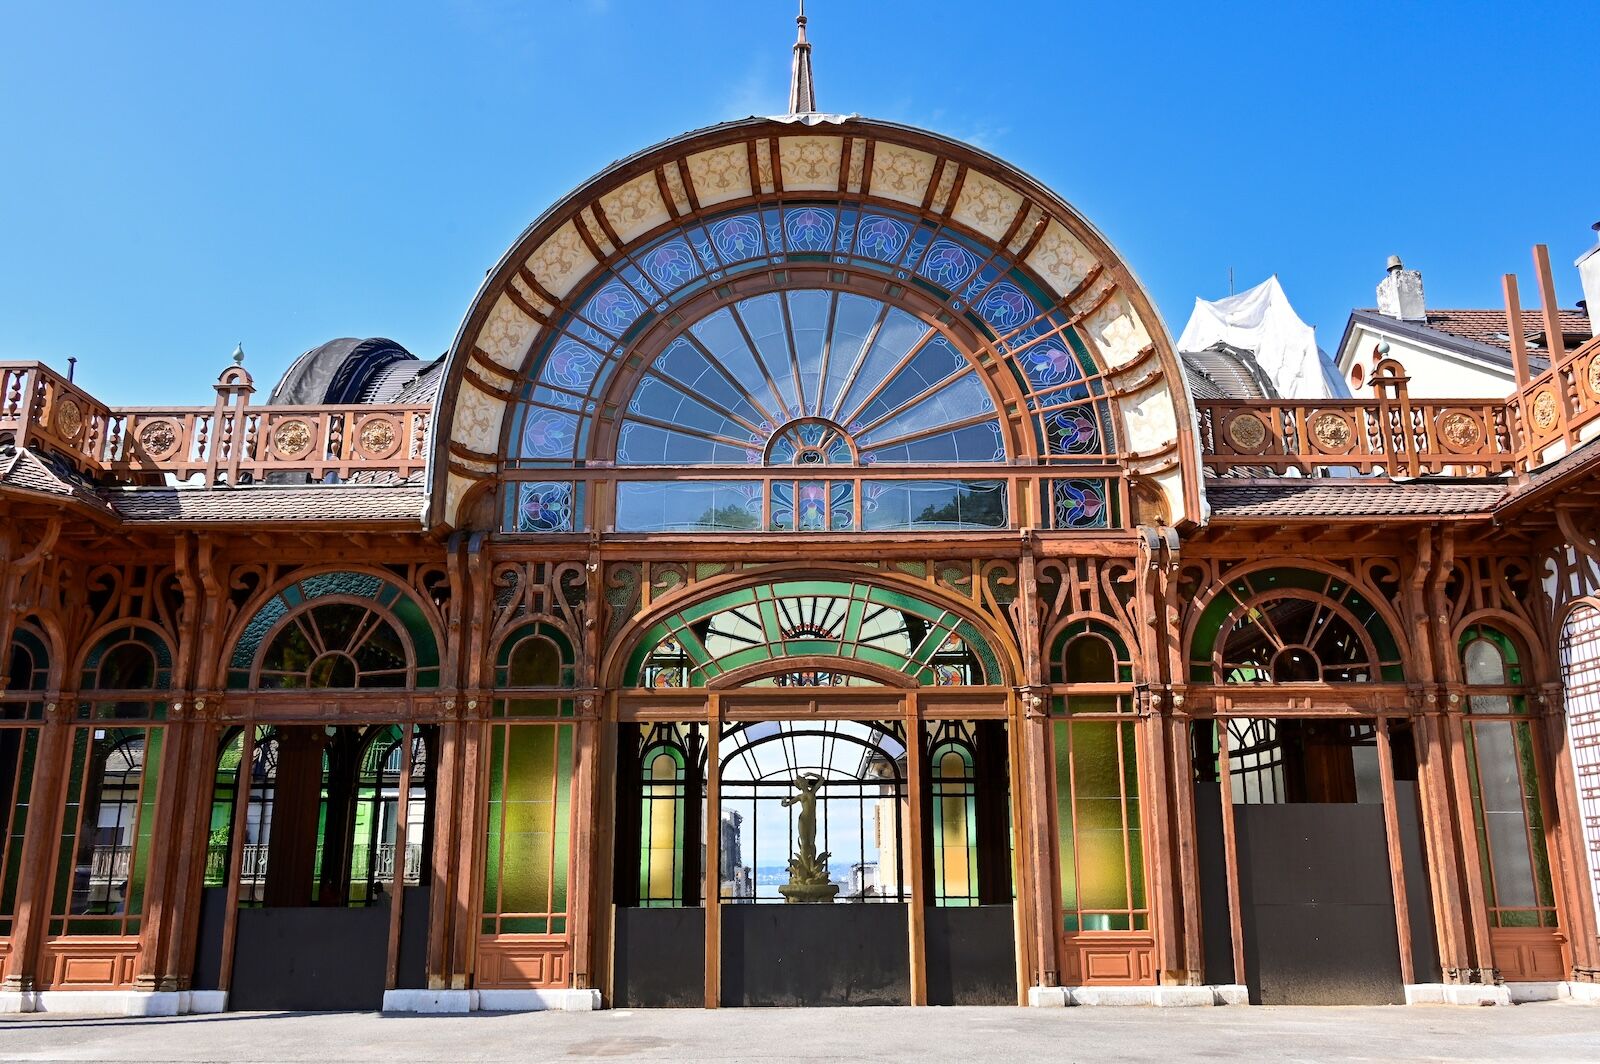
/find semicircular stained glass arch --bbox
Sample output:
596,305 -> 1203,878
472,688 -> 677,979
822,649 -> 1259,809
227,570 -> 441,690
1187,567 -> 1405,684
503,200 -> 1122,535
624,579 -> 1001,689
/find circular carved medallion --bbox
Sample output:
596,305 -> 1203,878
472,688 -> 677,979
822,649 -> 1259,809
1532,388 -> 1559,432
1587,356 -> 1600,400
358,418 -> 397,457
54,397 -> 83,440
1226,413 -> 1267,452
274,419 -> 313,458
137,419 -> 178,458
1438,411 -> 1482,450
1310,411 -> 1353,453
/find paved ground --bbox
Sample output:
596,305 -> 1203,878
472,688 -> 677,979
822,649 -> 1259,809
3,1003 -> 1600,1063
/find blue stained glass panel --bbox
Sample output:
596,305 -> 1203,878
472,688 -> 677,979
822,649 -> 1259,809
918,239 -> 980,289
580,281 -> 646,337
540,336 -> 605,393
638,239 -> 700,293
708,214 -> 765,263
511,482 -> 579,533
863,420 -> 1005,464
855,215 -> 912,263
976,280 -> 1037,333
1046,407 -> 1102,455
1052,479 -> 1112,529
783,206 -> 836,252
857,373 -> 995,446
520,408 -> 580,461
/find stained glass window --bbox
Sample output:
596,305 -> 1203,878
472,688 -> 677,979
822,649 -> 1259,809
501,199 -> 1126,534
1187,567 -> 1405,684
482,722 -> 574,936
1054,718 -> 1145,933
627,580 -> 995,688
227,571 -> 440,690
930,738 -> 978,907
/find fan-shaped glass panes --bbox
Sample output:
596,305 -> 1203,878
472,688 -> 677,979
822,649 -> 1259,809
626,580 -> 997,688
1188,568 -> 1405,684
227,571 -> 440,690
616,291 -> 1003,468
501,199 -> 1127,534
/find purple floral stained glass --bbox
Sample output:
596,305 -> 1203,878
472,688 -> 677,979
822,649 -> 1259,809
976,281 -> 1035,332
856,215 -> 911,261
1053,479 -> 1109,529
783,207 -> 836,252
918,239 -> 981,290
1021,339 -> 1082,386
709,215 -> 763,261
1046,409 -> 1100,455
542,338 -> 603,392
517,482 -> 576,533
520,408 -> 579,460
582,282 -> 645,336
640,240 -> 698,291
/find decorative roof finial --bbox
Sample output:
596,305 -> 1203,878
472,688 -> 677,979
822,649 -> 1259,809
232,342 -> 245,365
788,1 -> 816,115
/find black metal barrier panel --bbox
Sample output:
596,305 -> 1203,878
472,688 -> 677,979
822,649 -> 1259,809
721,903 -> 910,1006
1235,804 -> 1404,1005
230,903 -> 391,1011
924,904 -> 1016,1005
396,886 -> 431,990
613,906 -> 706,1007
1192,783 -> 1236,986
190,887 -> 229,991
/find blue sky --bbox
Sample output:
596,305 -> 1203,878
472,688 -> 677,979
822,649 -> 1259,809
3,1 -> 1595,405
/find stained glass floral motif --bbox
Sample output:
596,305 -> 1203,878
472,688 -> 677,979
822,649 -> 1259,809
544,339 -> 603,391
1047,410 -> 1100,455
582,282 -> 645,337
641,240 -> 698,292
710,215 -> 764,260
520,409 -> 578,460
784,207 -> 835,252
855,215 -> 911,261
770,480 -> 854,531
1052,479 -> 1110,529
976,281 -> 1035,332
919,239 -> 981,288
516,482 -> 577,533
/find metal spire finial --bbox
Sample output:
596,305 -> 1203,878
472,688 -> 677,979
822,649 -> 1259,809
232,342 -> 245,366
788,1 -> 816,115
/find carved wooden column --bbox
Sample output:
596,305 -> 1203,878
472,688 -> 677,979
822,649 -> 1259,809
1015,551 -> 1057,990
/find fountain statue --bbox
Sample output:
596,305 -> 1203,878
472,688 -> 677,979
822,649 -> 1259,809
777,772 -> 839,903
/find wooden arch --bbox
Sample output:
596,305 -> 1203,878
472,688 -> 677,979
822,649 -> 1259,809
427,115 -> 1202,530
601,563 -> 1025,691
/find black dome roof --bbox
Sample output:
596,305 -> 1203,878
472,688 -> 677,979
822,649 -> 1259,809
269,337 -> 423,405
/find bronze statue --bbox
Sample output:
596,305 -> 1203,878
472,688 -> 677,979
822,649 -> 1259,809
778,772 -> 839,903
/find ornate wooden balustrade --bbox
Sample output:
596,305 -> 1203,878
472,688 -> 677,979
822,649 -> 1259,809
1199,329 -> 1600,479
2,361 -> 431,485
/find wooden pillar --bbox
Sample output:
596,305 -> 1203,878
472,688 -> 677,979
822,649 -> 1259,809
1215,714 -> 1247,986
1541,686 -> 1600,976
1377,717 -> 1416,986
384,723 -> 415,990
1169,712 -> 1205,980
1,699 -> 71,992
425,715 -> 461,990
217,723 -> 256,994
162,713 -> 223,992
904,692 -> 926,1005
449,712 -> 485,988
569,713 -> 599,989
703,696 -> 721,1008
1412,708 -> 1473,979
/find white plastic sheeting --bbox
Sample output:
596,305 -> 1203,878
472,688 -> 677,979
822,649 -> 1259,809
1176,276 -> 1350,399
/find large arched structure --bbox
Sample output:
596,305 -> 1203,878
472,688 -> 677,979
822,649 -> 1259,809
427,116 -> 1202,532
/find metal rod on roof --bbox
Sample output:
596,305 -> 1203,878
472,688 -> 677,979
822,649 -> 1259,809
66,356 -> 77,382
1502,273 -> 1531,387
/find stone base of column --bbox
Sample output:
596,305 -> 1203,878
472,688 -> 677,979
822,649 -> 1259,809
1028,984 -> 1244,1006
0,990 -> 227,1015
382,988 -> 601,1013
1404,983 -> 1512,1006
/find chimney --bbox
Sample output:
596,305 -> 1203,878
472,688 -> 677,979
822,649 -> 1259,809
1376,255 -> 1426,322
1578,222 -> 1600,338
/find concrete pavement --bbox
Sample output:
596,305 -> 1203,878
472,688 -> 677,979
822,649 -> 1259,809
3,1003 -> 1600,1063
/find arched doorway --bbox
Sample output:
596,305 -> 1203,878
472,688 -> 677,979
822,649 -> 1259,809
199,569 -> 442,1011
606,576 -> 1019,1007
1184,566 -> 1427,1004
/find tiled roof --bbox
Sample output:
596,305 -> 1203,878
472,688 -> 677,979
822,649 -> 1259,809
104,484 -> 426,523
1425,308 -> 1589,351
0,446 -> 112,511
1206,478 -> 1506,519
